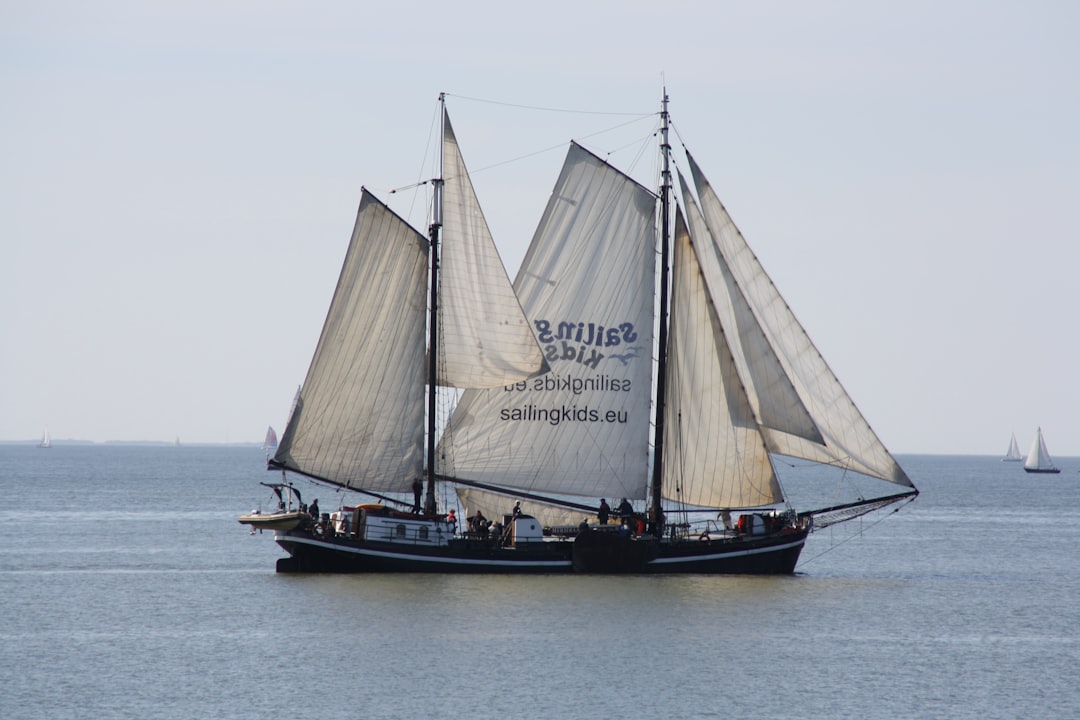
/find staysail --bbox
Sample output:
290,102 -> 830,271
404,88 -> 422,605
685,152 -> 913,491
662,208 -> 783,508
437,111 -> 550,388
678,171 -> 822,447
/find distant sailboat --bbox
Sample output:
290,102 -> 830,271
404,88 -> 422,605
263,426 -> 279,452
38,428 -> 52,449
1023,427 -> 1061,474
1002,432 -> 1023,462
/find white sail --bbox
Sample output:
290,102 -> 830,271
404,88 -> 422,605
686,152 -> 912,488
273,191 -> 429,492
272,108 -> 547,495
663,209 -> 783,508
441,143 -> 656,501
263,426 -> 278,451
1003,432 -> 1022,461
678,171 -> 822,447
438,111 -> 550,388
1024,427 -> 1057,471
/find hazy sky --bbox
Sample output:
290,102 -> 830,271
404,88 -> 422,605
3,1 -> 1077,455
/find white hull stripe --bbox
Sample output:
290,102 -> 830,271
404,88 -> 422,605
279,536 -> 571,568
649,537 -> 806,564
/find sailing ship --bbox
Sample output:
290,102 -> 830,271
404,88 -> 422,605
38,428 -> 51,449
1023,427 -> 1061,474
262,426 -> 278,453
1002,432 -> 1023,461
242,93 -> 918,574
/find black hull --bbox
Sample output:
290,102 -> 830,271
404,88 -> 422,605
272,527 -> 808,575
1023,467 -> 1061,474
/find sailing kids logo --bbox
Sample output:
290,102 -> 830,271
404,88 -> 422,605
499,319 -> 640,426
533,319 -> 639,369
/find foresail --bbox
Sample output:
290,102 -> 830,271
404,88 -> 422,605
686,153 -> 912,489
438,111 -> 549,388
272,190 -> 428,492
441,143 -> 656,501
678,171 -> 823,447
664,209 -> 784,509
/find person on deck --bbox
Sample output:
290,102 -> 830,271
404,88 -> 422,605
471,510 -> 489,539
598,498 -> 610,525
412,479 -> 423,514
309,499 -> 319,519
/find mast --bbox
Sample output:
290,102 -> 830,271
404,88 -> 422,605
424,93 -> 446,515
650,90 -> 672,536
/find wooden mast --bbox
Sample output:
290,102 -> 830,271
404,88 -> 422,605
650,90 -> 672,536
424,93 -> 446,515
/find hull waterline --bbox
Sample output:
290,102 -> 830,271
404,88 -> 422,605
271,526 -> 808,575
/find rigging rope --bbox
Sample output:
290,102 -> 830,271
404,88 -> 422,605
445,92 -> 653,117
798,497 -> 915,566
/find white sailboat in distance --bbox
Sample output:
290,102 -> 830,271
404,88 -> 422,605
1002,432 -> 1023,462
1023,427 -> 1061,474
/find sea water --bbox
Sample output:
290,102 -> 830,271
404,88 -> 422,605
0,446 -> 1076,719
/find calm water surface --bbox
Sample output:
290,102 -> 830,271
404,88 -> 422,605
1,446 -> 1076,719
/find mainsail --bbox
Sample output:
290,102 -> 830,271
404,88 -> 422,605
441,143 -> 656,502
271,191 -> 429,492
